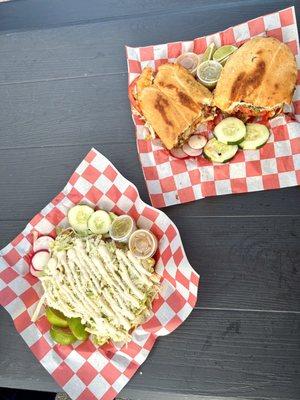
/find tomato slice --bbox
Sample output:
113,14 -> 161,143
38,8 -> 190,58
128,77 -> 142,114
260,112 -> 269,125
236,106 -> 255,116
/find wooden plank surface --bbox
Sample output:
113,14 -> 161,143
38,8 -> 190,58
0,1 -> 298,84
1,216 -> 299,312
0,0 -> 299,399
1,309 -> 299,399
0,0 -> 296,33
0,146 -> 300,220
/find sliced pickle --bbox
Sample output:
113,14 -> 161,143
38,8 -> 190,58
50,326 -> 76,345
46,307 -> 68,328
68,317 -> 89,341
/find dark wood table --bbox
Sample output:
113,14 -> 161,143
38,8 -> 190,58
0,1 -> 299,399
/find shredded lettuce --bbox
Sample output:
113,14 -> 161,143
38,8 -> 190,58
41,230 -> 161,345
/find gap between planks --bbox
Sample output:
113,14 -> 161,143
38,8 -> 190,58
0,72 -> 126,86
0,0 -> 266,34
195,307 -> 300,315
0,141 -> 135,152
1,215 -> 300,223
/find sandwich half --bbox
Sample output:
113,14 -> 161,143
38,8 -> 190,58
133,63 -> 214,150
214,37 -> 297,120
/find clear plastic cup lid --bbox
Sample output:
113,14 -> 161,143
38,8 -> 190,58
176,52 -> 200,73
129,229 -> 158,259
110,215 -> 135,242
197,60 -> 223,84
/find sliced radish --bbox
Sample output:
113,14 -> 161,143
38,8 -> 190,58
170,147 -> 188,159
31,250 -> 50,271
33,235 -> 54,252
30,265 -> 43,278
182,143 -> 203,157
194,123 -> 207,133
188,135 -> 207,150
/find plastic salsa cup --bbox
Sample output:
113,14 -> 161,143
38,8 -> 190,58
109,215 -> 136,242
176,52 -> 200,75
196,60 -> 223,89
129,229 -> 158,259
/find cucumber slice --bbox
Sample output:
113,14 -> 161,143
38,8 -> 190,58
68,205 -> 94,233
87,210 -> 111,234
204,138 -> 238,163
68,317 -> 89,341
239,123 -> 270,150
214,117 -> 246,145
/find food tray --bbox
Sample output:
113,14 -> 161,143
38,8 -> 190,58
126,7 -> 300,208
0,148 -> 199,400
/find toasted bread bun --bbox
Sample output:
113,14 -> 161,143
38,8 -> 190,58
155,63 -> 212,108
136,67 -> 153,95
136,63 -> 213,149
214,37 -> 297,112
139,86 -> 194,149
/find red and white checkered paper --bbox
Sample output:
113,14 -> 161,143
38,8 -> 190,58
0,148 -> 199,400
126,7 -> 300,208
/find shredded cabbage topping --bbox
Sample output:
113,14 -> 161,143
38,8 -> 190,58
40,229 -> 160,345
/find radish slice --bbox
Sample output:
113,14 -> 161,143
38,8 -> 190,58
182,143 -> 203,157
33,235 -> 54,252
31,250 -> 50,271
30,265 -> 43,278
170,147 -> 188,159
188,135 -> 207,150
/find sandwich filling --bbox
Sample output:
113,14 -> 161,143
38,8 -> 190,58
228,102 -> 283,121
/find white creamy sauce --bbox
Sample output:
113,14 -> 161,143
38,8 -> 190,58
40,233 -> 159,344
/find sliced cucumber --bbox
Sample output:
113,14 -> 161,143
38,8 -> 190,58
68,205 -> 94,233
204,138 -> 238,163
87,210 -> 111,234
214,117 -> 246,145
239,123 -> 270,150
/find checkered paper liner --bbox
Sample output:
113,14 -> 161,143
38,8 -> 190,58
126,6 -> 300,208
0,148 -> 199,400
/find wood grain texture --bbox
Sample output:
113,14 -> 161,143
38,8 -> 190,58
1,309 -> 299,399
0,0 -> 296,33
0,1 -> 298,83
175,216 -> 300,311
1,216 -> 299,312
0,146 -> 299,221
0,0 -> 299,398
0,75 -> 131,148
